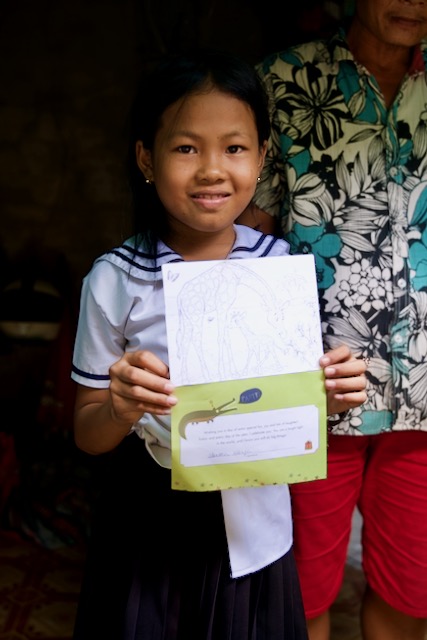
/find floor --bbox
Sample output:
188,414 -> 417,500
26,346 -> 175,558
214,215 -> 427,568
330,509 -> 366,639
0,510 -> 367,640
0,529 -> 85,640
4,508 -> 427,640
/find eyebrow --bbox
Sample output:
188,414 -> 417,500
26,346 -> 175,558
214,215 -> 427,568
169,129 -> 251,140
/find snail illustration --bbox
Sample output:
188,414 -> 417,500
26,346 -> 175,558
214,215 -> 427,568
178,398 -> 236,439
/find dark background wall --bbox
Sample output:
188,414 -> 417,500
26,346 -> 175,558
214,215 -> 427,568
0,0 -> 349,306
0,0 -> 352,559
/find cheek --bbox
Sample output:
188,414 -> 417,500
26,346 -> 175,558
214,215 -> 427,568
246,165 -> 262,186
154,162 -> 188,193
154,157 -> 194,188
237,171 -> 260,201
155,181 -> 182,212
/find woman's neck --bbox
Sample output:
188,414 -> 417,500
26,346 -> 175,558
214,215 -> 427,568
347,19 -> 412,108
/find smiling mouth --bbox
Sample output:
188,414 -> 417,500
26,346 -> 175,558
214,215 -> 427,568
192,193 -> 230,199
190,192 -> 231,210
391,15 -> 423,25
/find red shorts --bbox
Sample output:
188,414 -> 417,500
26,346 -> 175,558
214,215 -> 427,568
290,431 -> 427,619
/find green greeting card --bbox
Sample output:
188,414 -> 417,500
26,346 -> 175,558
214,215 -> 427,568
171,371 -> 327,491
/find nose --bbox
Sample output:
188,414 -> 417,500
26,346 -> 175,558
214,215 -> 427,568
196,153 -> 225,183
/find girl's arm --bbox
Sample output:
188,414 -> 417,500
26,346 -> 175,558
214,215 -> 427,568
320,345 -> 367,415
74,350 -> 177,455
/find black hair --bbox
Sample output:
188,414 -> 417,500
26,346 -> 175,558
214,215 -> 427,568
125,48 -> 271,255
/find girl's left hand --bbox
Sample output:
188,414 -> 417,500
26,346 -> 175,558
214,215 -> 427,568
320,345 -> 367,416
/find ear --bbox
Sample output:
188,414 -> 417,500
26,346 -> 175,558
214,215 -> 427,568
258,141 -> 268,174
136,141 -> 154,182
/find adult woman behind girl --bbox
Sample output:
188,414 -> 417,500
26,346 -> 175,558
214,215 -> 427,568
71,49 -> 367,640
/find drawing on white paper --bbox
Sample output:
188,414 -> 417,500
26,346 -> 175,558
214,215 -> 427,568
178,397 -> 237,439
178,387 -> 264,440
169,260 -> 322,385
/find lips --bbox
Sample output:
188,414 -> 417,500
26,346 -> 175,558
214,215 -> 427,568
191,192 -> 230,199
390,14 -> 424,26
190,191 -> 232,210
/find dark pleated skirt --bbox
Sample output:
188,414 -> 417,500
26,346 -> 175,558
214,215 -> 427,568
73,433 -> 308,640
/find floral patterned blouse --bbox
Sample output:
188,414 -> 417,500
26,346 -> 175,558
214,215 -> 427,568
254,28 -> 427,435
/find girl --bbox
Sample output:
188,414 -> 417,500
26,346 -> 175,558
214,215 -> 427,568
71,49 -> 366,640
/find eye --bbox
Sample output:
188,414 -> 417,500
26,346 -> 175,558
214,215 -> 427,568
227,145 -> 244,154
177,145 -> 195,154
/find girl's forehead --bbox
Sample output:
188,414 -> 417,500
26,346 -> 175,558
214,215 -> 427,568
161,88 -> 252,125
170,86 -> 228,111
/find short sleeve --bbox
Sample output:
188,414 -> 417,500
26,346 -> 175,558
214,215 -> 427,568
71,261 -> 131,388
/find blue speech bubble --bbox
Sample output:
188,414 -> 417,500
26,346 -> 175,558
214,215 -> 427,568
239,388 -> 262,404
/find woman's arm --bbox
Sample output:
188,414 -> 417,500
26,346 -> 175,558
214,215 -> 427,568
74,350 -> 177,455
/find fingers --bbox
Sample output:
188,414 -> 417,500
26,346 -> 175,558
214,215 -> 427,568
327,388 -> 367,416
321,345 -> 368,415
124,349 -> 171,379
323,363 -> 366,387
320,344 -> 354,366
321,346 -> 367,380
110,374 -> 176,413
109,350 -> 177,422
325,369 -> 367,415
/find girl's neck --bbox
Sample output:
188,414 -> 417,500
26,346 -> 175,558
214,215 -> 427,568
163,227 -> 236,262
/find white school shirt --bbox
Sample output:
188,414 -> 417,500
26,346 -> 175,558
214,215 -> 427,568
72,224 -> 293,578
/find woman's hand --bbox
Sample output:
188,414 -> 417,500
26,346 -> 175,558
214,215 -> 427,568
320,345 -> 367,416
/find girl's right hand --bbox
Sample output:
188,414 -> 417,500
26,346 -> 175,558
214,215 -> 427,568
108,350 -> 177,426
74,350 -> 177,455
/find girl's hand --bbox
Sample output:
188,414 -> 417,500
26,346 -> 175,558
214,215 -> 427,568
74,350 -> 177,455
320,345 -> 367,416
108,350 -> 177,426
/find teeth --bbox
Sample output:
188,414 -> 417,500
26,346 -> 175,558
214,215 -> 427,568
195,194 -> 224,198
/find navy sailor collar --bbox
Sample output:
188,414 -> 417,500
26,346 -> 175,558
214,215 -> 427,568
96,224 -> 287,282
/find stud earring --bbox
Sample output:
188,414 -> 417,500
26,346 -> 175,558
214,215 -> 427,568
257,176 -> 261,183
145,178 -> 153,185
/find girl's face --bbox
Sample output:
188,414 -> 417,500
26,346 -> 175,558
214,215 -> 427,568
137,88 -> 266,239
355,0 -> 427,47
